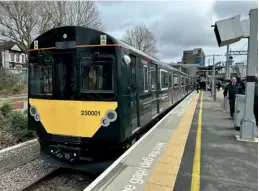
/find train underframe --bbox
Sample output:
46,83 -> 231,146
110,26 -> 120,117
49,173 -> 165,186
38,135 -> 129,173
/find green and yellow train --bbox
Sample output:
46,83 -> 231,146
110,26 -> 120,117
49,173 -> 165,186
28,26 -> 194,172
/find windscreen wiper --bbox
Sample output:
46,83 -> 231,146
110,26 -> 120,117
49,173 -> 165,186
91,52 -> 99,61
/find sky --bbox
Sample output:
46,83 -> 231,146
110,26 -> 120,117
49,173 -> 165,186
96,0 -> 258,65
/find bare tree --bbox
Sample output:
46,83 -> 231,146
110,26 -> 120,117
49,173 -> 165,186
36,1 -> 67,34
65,1 -> 105,31
122,24 -> 157,57
0,1 -> 105,52
0,1 -> 38,52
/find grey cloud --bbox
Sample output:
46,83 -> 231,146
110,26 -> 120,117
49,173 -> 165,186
96,1 -> 253,62
212,1 -> 258,19
151,13 -> 215,47
156,44 -> 183,60
97,2 -> 172,30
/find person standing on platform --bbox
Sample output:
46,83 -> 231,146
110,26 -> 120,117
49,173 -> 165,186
237,76 -> 246,93
196,80 -> 200,93
217,81 -> 221,91
223,77 -> 243,118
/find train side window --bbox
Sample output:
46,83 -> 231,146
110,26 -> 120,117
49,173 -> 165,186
168,73 -> 172,87
150,67 -> 156,91
143,65 -> 148,92
160,69 -> 168,91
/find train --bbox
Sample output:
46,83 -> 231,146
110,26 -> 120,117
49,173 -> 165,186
27,26 -> 195,172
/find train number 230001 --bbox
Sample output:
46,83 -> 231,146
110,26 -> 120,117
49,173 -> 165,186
81,110 -> 101,116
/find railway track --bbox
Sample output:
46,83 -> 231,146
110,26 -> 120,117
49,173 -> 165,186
20,167 -> 94,191
20,168 -> 61,191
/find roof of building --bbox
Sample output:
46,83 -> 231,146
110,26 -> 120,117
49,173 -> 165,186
183,50 -> 193,54
0,40 -> 22,52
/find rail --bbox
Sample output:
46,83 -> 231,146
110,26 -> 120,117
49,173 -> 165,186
20,168 -> 61,191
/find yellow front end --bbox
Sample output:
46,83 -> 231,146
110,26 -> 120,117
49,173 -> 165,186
29,99 -> 118,137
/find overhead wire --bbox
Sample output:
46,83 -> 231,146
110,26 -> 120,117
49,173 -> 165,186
232,41 -> 248,60
231,41 -> 248,75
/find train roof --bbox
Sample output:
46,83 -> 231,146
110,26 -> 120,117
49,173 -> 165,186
116,39 -> 190,75
30,26 -> 191,77
110,32 -> 184,73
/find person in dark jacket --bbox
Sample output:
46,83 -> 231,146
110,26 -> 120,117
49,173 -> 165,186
223,77 -> 243,118
217,81 -> 221,91
196,80 -> 200,93
237,77 -> 246,93
254,78 -> 258,126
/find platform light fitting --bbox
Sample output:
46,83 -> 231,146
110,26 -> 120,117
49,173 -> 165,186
213,15 -> 244,47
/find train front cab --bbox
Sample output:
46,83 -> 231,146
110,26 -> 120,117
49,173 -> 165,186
27,27 -> 131,164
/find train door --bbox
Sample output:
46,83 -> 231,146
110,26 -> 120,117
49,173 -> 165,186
129,54 -> 139,133
150,64 -> 158,118
182,76 -> 185,98
179,74 -> 183,99
54,51 -> 76,100
175,73 -> 180,101
168,71 -> 173,105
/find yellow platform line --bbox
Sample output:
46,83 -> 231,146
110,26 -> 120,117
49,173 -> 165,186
144,93 -> 200,191
191,91 -> 203,191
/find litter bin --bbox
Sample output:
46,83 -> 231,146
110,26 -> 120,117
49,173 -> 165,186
224,97 -> 229,110
234,94 -> 246,131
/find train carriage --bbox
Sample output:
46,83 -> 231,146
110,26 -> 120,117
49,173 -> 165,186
28,26 -> 194,172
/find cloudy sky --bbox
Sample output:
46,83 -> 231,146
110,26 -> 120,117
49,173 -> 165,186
96,0 -> 258,65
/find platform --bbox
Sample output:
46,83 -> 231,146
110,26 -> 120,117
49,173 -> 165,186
84,91 -> 258,191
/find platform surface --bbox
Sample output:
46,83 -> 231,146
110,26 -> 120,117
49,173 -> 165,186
174,91 -> 258,191
84,91 -> 258,191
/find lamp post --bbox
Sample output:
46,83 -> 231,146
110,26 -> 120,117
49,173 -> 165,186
205,53 -> 224,100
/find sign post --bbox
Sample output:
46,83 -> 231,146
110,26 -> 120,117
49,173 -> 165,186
240,9 -> 258,141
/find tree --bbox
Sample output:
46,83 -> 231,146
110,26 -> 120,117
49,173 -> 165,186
65,1 -> 105,30
38,1 -> 105,30
122,24 -> 157,57
0,1 -> 105,52
36,1 -> 67,34
0,1 -> 38,52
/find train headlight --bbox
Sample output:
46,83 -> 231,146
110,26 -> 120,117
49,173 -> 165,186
30,106 -> 37,116
101,117 -> 110,127
105,110 -> 117,122
30,105 -> 40,122
34,113 -> 40,122
123,55 -> 131,65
